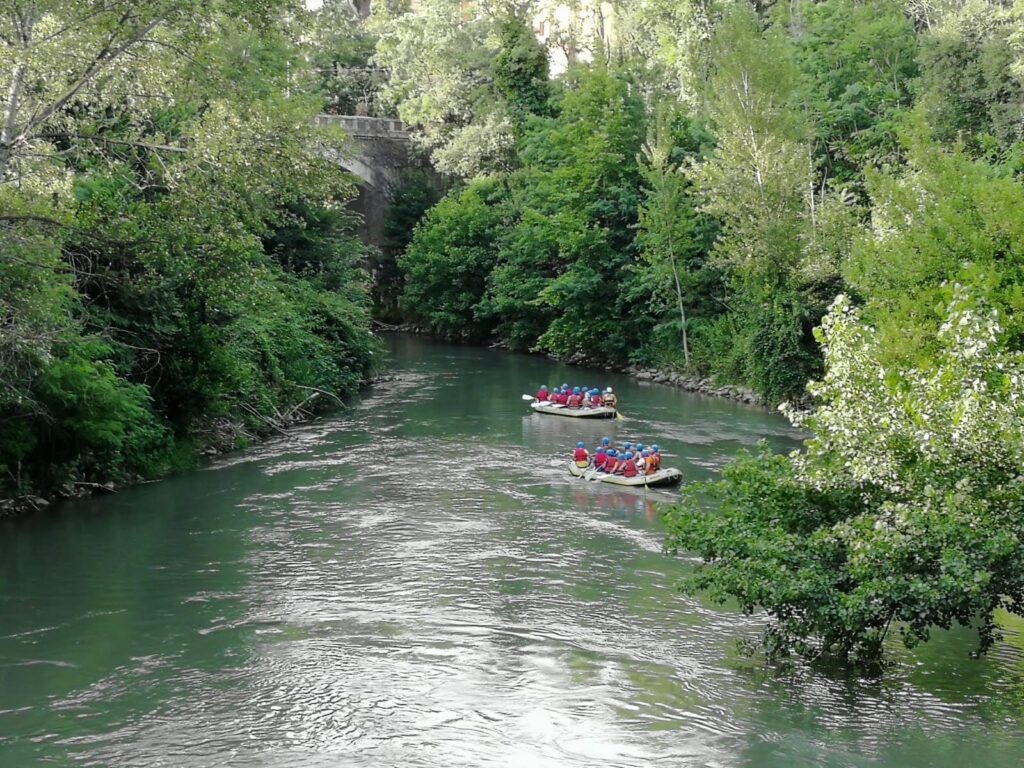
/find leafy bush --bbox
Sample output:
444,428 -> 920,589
399,177 -> 507,338
666,292 -> 1024,664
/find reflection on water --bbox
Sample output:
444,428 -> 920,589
1,335 -> 1023,767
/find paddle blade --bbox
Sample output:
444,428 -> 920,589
521,394 -> 536,401
615,411 -> 625,421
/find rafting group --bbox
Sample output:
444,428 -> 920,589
535,384 -> 617,409
526,384 -> 619,420
524,380 -> 682,487
573,438 -> 661,476
568,439 -> 682,488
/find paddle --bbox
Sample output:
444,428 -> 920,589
522,394 -> 567,409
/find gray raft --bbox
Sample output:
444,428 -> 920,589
568,461 -> 683,488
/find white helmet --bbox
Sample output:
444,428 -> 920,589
605,387 -> 613,393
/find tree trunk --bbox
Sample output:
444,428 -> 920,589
667,239 -> 690,367
0,11 -> 35,180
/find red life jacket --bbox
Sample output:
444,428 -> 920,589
648,453 -> 661,473
567,394 -> 582,408
555,392 -> 567,404
573,448 -> 588,462
594,452 -> 607,468
622,458 -> 638,477
590,394 -> 602,406
536,389 -> 548,401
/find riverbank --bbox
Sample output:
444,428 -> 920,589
0,374 -> 394,521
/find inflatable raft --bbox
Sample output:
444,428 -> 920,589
531,401 -> 617,419
568,462 -> 683,488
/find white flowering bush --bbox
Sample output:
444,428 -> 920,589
665,289 -> 1024,663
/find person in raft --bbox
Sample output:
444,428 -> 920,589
638,450 -> 655,475
648,445 -> 662,473
536,384 -> 549,401
616,451 -> 639,478
593,446 -> 608,471
573,441 -> 590,468
602,387 -> 617,408
603,448 -> 619,474
567,387 -> 584,408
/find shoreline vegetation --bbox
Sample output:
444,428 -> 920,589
1,4 -> 380,515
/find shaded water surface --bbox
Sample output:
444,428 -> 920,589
2,335 -> 1023,766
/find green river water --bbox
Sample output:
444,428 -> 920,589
2,335 -> 1024,767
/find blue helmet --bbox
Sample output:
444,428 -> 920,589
651,444 -> 660,452
561,383 -> 569,389
636,443 -> 645,451
576,441 -> 585,448
539,384 -> 547,390
625,452 -> 634,459
573,387 -> 580,394
596,447 -> 605,454
624,442 -> 633,450
607,449 -> 617,457
642,450 -> 651,457
601,437 -> 610,446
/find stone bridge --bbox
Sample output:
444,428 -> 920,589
313,114 -> 437,247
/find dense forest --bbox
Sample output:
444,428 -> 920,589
357,0 -> 1024,664
0,2 -> 379,505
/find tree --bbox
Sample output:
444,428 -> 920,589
399,177 -> 507,338
0,0 -> 292,180
0,2 -> 380,499
791,0 -> 919,189
370,0 -> 516,177
492,12 -> 553,131
685,5 -> 825,401
490,64 -> 646,362
845,123 -> 1024,364
665,290 -> 1024,664
914,1 -> 1024,162
637,109 -> 701,366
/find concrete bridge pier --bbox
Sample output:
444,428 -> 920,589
313,115 -> 436,248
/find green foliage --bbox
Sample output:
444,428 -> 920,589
399,65 -> 647,360
0,3 -> 379,501
370,0 -> 515,177
792,0 -> 919,187
493,13 -> 553,131
636,107 -> 719,369
666,292 -> 1024,664
845,125 -> 1024,363
375,170 -> 443,319
914,5 -> 1024,162
305,3 -> 386,115
399,177 -> 507,338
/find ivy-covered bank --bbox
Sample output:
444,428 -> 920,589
0,3 -> 380,510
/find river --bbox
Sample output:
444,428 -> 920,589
2,335 -> 1023,767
